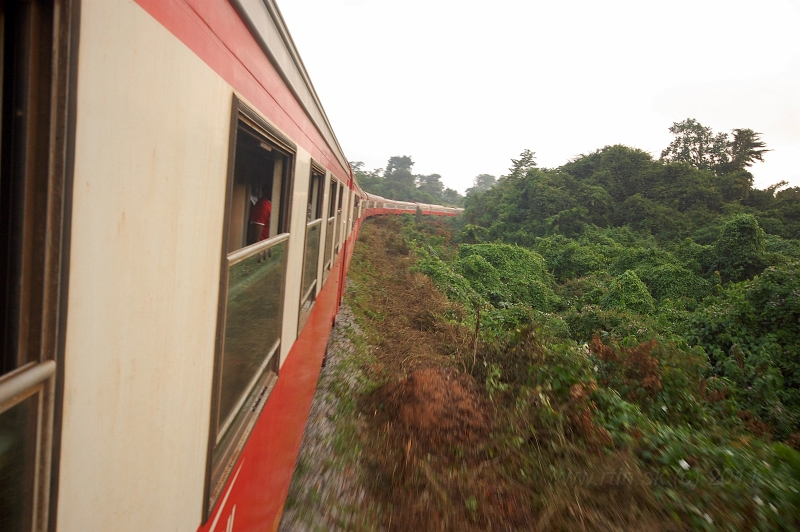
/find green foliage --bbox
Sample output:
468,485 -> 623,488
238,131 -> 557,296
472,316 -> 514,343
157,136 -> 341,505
635,263 -> 711,304
639,425 -> 799,530
412,245 -> 481,309
669,238 -> 714,274
563,305 -> 658,343
456,244 -> 560,312
712,213 -> 767,281
485,363 -> 509,401
458,254 -> 511,306
400,130 -> 800,529
463,143 -> 775,244
601,270 -> 656,314
687,262 -> 800,437
350,157 -> 465,207
456,224 -> 489,244
535,234 -> 605,282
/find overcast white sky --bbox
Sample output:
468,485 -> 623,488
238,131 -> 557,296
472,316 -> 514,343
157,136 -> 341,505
278,0 -> 800,194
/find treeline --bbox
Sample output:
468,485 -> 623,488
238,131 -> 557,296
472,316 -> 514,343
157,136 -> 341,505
464,122 -> 798,244
351,156 -> 464,206
455,119 -> 800,427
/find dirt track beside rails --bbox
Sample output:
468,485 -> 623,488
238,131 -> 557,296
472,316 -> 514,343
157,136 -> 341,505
281,217 -> 503,531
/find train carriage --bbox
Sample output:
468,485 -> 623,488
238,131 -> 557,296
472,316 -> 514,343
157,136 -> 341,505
0,1 -> 462,530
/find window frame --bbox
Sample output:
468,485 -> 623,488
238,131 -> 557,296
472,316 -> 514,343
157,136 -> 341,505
297,163 -> 325,333
323,177 -> 338,273
334,182 -> 344,254
204,97 -> 296,520
0,2 -> 80,531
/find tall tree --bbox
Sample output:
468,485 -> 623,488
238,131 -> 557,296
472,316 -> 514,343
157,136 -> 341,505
383,155 -> 416,199
384,156 -> 415,186
417,173 -> 444,197
350,160 -> 386,197
466,174 -> 497,195
660,119 -> 769,177
660,118 -> 729,171
508,149 -> 537,178
353,155 -> 465,205
441,187 -> 464,206
729,128 -> 770,170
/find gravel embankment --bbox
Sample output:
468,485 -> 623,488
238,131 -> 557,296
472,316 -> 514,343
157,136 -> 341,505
279,297 -> 377,532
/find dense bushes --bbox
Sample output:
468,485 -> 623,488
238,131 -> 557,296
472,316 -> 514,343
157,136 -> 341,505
713,214 -> 767,281
403,213 -> 800,529
401,128 -> 800,527
688,262 -> 800,437
456,244 -> 560,311
601,270 -> 656,314
461,169 -> 798,438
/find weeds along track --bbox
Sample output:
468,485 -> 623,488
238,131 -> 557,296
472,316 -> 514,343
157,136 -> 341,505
283,216 -> 672,532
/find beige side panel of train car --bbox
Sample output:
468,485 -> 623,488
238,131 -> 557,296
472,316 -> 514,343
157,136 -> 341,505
58,1 -> 231,530
280,148 -> 311,365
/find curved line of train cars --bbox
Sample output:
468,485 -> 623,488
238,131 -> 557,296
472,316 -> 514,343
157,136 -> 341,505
0,1 -> 461,531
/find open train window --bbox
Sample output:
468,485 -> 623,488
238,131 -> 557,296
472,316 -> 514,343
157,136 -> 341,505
225,121 -> 293,252
206,100 -> 296,517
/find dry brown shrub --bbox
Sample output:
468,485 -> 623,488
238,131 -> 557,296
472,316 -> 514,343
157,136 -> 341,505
737,410 -> 772,439
382,367 -> 491,450
569,406 -> 614,449
590,336 -> 663,401
699,378 -> 729,403
786,432 -> 800,450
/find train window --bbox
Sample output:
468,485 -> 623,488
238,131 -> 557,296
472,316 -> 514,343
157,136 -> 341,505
298,165 -> 325,332
307,165 -> 324,222
226,121 -> 293,253
352,196 -> 359,231
0,1 -> 75,530
323,178 -> 337,272
207,101 -> 296,515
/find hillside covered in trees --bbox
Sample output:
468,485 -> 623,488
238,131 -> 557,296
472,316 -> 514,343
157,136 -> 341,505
403,120 -> 800,529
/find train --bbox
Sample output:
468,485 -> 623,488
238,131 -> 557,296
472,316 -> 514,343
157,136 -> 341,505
0,1 -> 460,531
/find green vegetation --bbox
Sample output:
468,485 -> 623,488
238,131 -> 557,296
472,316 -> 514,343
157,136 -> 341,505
352,156 -> 465,206
404,120 -> 800,528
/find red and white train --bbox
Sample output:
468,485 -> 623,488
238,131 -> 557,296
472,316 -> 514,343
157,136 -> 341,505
0,1 -> 460,531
